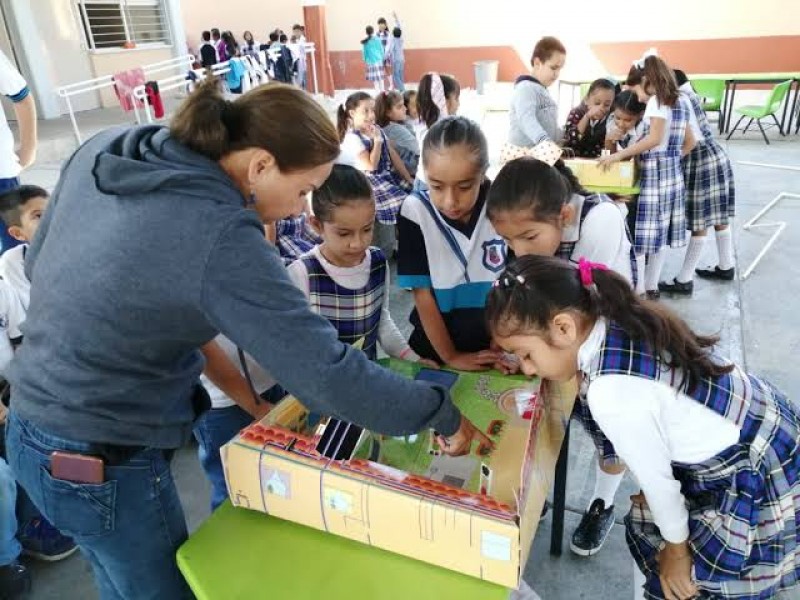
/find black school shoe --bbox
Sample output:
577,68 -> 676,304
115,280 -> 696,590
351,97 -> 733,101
658,278 -> 694,296
570,499 -> 615,557
695,266 -> 735,281
0,562 -> 31,599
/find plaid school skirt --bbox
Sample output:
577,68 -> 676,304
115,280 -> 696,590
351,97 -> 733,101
682,139 -> 736,232
367,171 -> 412,224
365,62 -> 384,82
626,376 -> 800,599
634,152 -> 688,255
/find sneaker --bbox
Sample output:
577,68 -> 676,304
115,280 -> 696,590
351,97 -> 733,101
0,561 -> 31,598
18,519 -> 78,562
695,266 -> 735,281
570,499 -> 615,557
658,278 -> 694,296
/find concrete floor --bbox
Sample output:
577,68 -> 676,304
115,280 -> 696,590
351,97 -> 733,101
13,103 -> 800,599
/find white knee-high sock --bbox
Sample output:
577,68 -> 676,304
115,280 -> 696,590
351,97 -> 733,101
716,227 -> 734,270
635,254 -> 646,295
677,236 -> 706,282
633,560 -> 647,600
590,462 -> 624,508
644,249 -> 667,291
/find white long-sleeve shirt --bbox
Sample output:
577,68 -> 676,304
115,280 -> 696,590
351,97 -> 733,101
579,319 -> 740,543
562,195 -> 633,284
287,246 -> 418,361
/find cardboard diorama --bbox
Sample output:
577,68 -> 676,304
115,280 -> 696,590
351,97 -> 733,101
564,157 -> 638,188
222,359 -> 576,589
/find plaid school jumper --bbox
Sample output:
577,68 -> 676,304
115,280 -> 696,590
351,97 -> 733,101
634,97 -> 690,255
356,130 -> 412,225
275,214 -> 321,265
584,322 -> 800,599
301,248 -> 387,360
682,91 -> 736,232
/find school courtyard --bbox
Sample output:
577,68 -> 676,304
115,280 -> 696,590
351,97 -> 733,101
14,103 -> 800,598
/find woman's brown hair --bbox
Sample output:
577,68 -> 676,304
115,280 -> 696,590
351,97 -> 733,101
486,255 -> 734,391
374,90 -> 404,127
626,56 -> 678,107
171,78 -> 340,169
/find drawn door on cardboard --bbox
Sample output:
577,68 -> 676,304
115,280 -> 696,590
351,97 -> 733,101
320,477 -> 370,543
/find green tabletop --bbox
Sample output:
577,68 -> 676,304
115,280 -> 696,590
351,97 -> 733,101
177,502 -> 510,600
585,184 -> 640,195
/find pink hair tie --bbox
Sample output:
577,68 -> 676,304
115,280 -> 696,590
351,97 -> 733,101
577,257 -> 608,287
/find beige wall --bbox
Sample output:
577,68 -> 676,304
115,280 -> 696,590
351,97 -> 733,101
89,48 -> 175,107
181,0 -> 799,76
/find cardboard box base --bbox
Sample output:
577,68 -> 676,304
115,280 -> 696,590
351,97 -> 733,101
222,368 -> 576,588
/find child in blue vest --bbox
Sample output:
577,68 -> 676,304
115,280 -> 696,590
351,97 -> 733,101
488,156 -> 635,557
487,254 -> 800,600
287,164 -> 426,364
397,116 -> 509,372
599,53 -> 696,299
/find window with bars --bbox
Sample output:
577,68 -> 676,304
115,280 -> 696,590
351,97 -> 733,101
76,0 -> 172,50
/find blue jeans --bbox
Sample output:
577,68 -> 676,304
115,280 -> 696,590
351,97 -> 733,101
0,177 -> 22,254
392,60 -> 405,92
193,405 -> 253,512
5,411 -> 191,599
0,457 -> 21,566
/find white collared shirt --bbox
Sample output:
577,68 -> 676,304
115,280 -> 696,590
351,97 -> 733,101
578,319 -> 740,543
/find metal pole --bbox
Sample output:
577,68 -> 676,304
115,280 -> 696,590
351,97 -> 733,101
63,94 -> 82,145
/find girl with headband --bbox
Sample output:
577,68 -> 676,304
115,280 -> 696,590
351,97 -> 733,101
487,254 -> 800,600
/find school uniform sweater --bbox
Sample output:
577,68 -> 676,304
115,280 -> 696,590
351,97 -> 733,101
507,76 -> 560,147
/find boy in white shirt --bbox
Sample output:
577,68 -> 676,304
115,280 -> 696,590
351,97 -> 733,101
0,185 -> 50,314
0,49 -> 37,254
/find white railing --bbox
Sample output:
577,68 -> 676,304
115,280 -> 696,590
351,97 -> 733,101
56,54 -> 196,144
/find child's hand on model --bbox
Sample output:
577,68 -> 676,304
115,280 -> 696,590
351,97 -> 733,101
493,354 -> 520,376
657,541 -> 698,600
437,415 -> 493,457
446,350 -> 501,372
597,153 -> 620,171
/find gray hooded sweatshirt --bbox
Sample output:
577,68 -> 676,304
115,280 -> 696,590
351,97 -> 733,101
9,126 -> 460,448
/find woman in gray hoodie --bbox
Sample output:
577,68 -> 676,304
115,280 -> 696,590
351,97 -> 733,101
4,80 -> 487,599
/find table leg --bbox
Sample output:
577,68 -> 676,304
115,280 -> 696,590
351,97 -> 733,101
719,81 -> 729,135
549,420 -> 571,556
724,82 -> 737,135
778,80 -> 795,135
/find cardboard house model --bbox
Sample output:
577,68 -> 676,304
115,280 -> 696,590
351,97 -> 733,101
222,359 -> 575,589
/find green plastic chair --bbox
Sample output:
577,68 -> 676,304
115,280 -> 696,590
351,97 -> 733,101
726,79 -> 792,145
690,78 -> 725,113
579,82 -> 591,98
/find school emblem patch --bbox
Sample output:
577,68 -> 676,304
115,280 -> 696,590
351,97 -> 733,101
482,239 -> 506,273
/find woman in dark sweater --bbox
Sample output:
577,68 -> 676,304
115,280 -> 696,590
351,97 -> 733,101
4,81 -> 486,599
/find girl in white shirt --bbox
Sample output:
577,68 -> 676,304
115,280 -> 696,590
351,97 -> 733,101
599,53 -> 696,299
288,164 -> 430,365
486,254 -> 800,600
487,156 -> 635,557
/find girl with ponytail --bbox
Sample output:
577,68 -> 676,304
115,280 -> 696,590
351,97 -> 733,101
487,254 -> 800,600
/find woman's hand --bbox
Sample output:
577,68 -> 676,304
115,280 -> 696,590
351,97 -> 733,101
446,350 -> 501,372
417,358 -> 440,369
657,541 -> 698,600
437,415 -> 493,456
